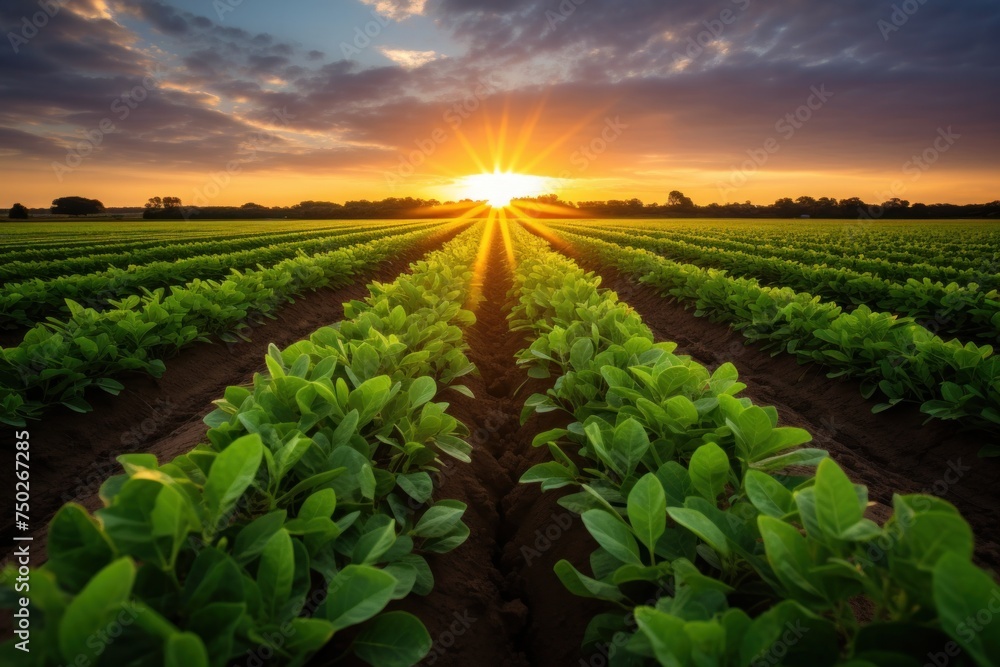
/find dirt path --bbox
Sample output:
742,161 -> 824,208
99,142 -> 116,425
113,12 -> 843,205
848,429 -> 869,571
1,225 -> 469,559
526,223 -> 1000,572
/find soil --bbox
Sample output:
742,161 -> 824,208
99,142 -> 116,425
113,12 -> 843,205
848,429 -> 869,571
527,223 -> 1000,573
0,224 -> 470,559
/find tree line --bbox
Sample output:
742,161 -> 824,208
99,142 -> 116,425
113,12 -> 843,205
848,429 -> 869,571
6,192 -> 1000,220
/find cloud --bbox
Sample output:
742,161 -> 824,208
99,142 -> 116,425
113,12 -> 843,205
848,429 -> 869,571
1,0 -> 998,205
379,47 -> 442,69
360,0 -> 428,20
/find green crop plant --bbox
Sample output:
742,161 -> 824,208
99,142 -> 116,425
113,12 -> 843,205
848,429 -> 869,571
0,224 -> 487,667
508,222 -> 1000,666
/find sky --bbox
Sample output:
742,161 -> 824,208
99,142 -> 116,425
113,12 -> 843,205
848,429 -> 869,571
0,0 -> 998,208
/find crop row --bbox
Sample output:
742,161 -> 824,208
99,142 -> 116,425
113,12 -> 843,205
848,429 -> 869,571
0,224 -> 289,252
606,220 -> 999,268
0,224 -> 486,667
681,225 -> 998,284
0,222 -> 371,264
552,222 -> 1000,344
0,223 -> 457,426
572,222 -> 1000,289
506,222 -> 1000,666
0,221 -> 445,330
540,224 -> 1000,452
0,222 -> 428,283
0,228 -> 285,264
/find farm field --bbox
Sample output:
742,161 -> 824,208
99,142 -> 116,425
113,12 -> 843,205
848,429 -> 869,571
2,217 -> 1000,667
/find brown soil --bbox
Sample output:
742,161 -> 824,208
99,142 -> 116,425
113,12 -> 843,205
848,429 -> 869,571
526,223 -> 1000,573
0,224 -> 469,560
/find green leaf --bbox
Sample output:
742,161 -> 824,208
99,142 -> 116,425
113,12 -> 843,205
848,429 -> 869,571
634,607 -> 690,665
532,428 -> 569,448
284,618 -> 336,657
554,560 -> 625,602
656,461 -> 692,508
275,468 -> 345,506
258,529 -> 295,620
188,602 -> 245,664
407,376 -> 437,408
814,458 -> 864,540
321,565 -> 397,632
354,612 -> 432,667
933,554 -> 1000,667
397,472 -> 433,504
58,558 -> 137,663
46,504 -> 114,593
627,474 -> 666,554
610,418 -> 650,476
233,510 -> 287,565
744,470 -> 794,519
581,509 -> 642,565
689,442 -> 730,502
421,521 -> 470,553
667,507 -> 730,557
204,434 -> 263,528
570,338 -> 594,371
165,632 -> 209,667
412,500 -> 466,539
731,405 -> 773,459
758,516 -> 826,603
750,448 -> 828,473
353,518 -> 398,565
520,462 -> 577,490
299,488 -> 337,520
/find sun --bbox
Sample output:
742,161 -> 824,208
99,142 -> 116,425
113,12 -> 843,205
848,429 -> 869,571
457,171 -> 552,208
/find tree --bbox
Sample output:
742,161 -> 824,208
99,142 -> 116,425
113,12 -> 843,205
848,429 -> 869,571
51,196 -> 105,216
241,202 -> 266,209
147,196 -> 182,209
8,203 -> 28,219
667,190 -> 694,208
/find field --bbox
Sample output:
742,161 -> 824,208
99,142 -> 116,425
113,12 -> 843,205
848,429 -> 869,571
2,217 -> 999,667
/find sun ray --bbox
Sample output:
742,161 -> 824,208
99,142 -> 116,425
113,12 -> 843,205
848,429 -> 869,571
494,97 -> 511,172
507,94 -> 550,174
507,199 -> 585,218
498,206 -> 516,267
518,103 -> 617,174
452,125 -> 492,176
465,210 -> 497,311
